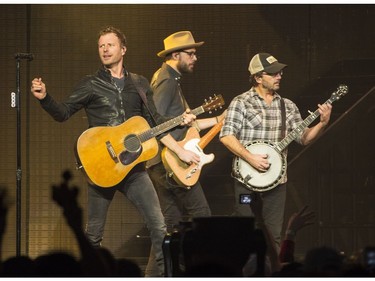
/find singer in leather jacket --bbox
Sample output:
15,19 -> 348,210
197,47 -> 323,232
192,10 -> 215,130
31,26 -> 197,277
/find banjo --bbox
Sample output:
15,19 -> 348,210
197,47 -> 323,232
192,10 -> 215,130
232,84 -> 349,192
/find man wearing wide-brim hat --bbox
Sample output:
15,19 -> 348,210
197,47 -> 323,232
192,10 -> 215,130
157,30 -> 204,58
146,30 -> 226,276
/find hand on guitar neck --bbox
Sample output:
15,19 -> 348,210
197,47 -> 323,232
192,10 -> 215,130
180,109 -> 197,127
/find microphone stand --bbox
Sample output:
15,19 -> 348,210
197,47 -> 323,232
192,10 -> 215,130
12,53 -> 33,256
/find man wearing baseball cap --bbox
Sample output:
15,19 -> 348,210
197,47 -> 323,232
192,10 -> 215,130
220,52 -> 332,254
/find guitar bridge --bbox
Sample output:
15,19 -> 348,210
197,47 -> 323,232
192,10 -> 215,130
106,141 -> 119,163
186,167 -> 198,179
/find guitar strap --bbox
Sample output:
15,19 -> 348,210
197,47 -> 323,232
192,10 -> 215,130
280,97 -> 286,139
129,72 -> 159,125
177,81 -> 190,110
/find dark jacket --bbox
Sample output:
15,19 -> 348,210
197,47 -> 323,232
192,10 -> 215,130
151,63 -> 187,142
40,66 -> 167,130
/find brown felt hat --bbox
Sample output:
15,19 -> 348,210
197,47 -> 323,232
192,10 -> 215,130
157,31 -> 204,58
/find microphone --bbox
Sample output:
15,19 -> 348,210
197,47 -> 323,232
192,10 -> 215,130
14,53 -> 34,61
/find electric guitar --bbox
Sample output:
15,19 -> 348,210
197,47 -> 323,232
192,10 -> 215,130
162,119 -> 224,188
75,95 -> 225,188
232,84 -> 349,192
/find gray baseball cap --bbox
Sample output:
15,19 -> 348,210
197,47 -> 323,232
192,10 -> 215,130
248,53 -> 287,75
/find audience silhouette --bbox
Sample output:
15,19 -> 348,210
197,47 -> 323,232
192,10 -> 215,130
0,174 -> 374,277
0,172 -> 142,277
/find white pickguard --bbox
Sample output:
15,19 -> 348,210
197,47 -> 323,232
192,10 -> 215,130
184,138 -> 215,180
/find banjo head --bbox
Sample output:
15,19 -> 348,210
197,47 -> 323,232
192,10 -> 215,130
233,140 -> 286,192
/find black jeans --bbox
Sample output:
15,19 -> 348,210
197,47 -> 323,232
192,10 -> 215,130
85,169 -> 167,276
233,180 -> 287,253
147,162 -> 211,233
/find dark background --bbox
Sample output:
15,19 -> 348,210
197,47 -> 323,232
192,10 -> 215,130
0,4 -> 374,268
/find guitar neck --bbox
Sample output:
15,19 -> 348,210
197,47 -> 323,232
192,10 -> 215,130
138,106 -> 205,143
277,98 -> 334,151
198,120 -> 224,149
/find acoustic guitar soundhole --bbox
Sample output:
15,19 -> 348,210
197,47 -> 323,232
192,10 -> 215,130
124,134 -> 141,152
118,134 -> 142,166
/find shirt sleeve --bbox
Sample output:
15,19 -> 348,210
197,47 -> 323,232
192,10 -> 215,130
39,76 -> 91,122
220,96 -> 245,138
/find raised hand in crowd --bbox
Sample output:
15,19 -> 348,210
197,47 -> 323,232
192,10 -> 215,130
279,205 -> 316,264
285,205 -> 315,240
51,170 -> 112,276
52,171 -> 81,230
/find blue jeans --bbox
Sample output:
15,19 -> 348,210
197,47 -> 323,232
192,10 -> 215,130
147,162 -> 211,233
233,180 -> 286,253
85,165 -> 166,276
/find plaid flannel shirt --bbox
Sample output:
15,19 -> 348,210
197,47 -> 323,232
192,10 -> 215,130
220,87 -> 305,183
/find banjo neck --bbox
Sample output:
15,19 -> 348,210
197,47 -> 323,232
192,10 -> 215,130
277,94 -> 341,152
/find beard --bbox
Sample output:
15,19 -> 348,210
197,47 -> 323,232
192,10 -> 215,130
261,81 -> 280,92
177,60 -> 194,74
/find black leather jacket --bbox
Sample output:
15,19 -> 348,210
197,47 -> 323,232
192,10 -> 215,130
40,66 -> 167,130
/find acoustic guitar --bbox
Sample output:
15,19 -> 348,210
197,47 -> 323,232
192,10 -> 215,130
75,95 -> 224,188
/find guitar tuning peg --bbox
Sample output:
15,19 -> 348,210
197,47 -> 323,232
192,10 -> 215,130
209,111 -> 212,114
